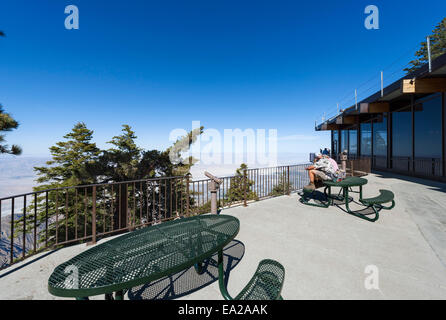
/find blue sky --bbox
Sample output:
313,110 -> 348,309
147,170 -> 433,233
1,0 -> 445,157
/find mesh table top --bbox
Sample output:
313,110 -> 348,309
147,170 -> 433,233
48,214 -> 240,298
323,176 -> 368,187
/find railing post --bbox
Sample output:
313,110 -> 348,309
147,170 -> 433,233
90,186 -> 97,245
186,174 -> 190,215
10,198 -> 14,264
243,169 -> 248,207
22,195 -> 26,259
432,158 -> 435,176
287,166 -> 290,195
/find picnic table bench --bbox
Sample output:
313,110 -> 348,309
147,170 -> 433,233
300,176 -> 395,222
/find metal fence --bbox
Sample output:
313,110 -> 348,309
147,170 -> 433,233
0,163 -> 310,269
390,157 -> 443,177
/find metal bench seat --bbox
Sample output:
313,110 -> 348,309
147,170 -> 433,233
219,258 -> 285,300
360,189 -> 395,206
357,189 -> 395,222
235,259 -> 285,300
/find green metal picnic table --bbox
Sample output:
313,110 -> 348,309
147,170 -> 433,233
323,176 -> 370,220
48,214 -> 240,300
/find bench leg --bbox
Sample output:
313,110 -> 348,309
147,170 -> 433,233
378,200 -> 395,210
344,188 -> 379,222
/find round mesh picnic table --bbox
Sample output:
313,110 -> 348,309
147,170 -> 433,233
323,176 -> 368,188
48,214 -> 240,299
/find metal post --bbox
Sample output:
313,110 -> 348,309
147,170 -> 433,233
210,180 -> 217,214
243,169 -> 248,207
355,89 -> 358,110
11,198 -> 14,264
205,171 -> 222,215
186,174 -> 190,215
287,166 -> 290,195
381,71 -> 384,97
427,36 -> 432,73
90,186 -> 97,245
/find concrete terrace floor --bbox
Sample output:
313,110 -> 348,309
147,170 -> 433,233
1,173 -> 446,300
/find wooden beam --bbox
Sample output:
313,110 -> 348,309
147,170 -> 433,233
336,115 -> 358,125
401,78 -> 446,94
320,123 -> 339,131
360,102 -> 390,114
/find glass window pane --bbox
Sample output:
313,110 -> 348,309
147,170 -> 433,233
349,129 -> 357,156
373,115 -> 387,157
414,95 -> 442,158
332,131 -> 339,155
360,123 -> 372,156
392,107 -> 412,157
341,130 -> 348,153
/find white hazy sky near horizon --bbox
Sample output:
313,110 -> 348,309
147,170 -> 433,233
0,151 -> 313,216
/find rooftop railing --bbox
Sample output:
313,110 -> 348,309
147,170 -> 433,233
0,163 -> 310,270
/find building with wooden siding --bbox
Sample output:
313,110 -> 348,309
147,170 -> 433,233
315,53 -> 446,181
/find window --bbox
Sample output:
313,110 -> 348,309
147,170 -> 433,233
349,129 -> 357,156
392,107 -> 412,157
360,122 -> 372,156
414,94 -> 442,158
373,114 -> 387,157
332,131 -> 339,156
341,130 -> 348,153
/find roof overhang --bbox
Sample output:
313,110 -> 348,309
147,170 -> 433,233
315,52 -> 446,130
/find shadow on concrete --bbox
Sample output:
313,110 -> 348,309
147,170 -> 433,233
127,240 -> 245,300
335,203 -> 377,218
0,248 -> 60,279
373,171 -> 446,193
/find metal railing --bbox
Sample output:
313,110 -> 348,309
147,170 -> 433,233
390,156 -> 443,177
0,163 -> 310,269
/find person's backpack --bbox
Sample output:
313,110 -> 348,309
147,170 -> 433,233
334,169 -> 346,182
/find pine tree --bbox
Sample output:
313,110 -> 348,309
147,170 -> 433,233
98,125 -> 204,225
34,122 -> 101,187
0,31 -> 21,155
405,18 -> 446,73
165,126 -> 204,176
269,172 -> 292,197
14,123 -> 101,247
99,125 -> 142,182
225,163 -> 258,205
0,105 -> 21,155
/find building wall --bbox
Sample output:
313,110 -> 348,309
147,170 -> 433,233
331,92 -> 446,181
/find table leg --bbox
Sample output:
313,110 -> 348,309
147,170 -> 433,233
114,290 -> 124,300
344,187 -> 379,222
105,293 -> 114,300
217,249 -> 233,300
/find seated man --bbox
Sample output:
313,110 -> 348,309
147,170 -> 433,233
304,153 -> 338,191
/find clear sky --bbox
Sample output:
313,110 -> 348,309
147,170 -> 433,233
1,0 -> 445,158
